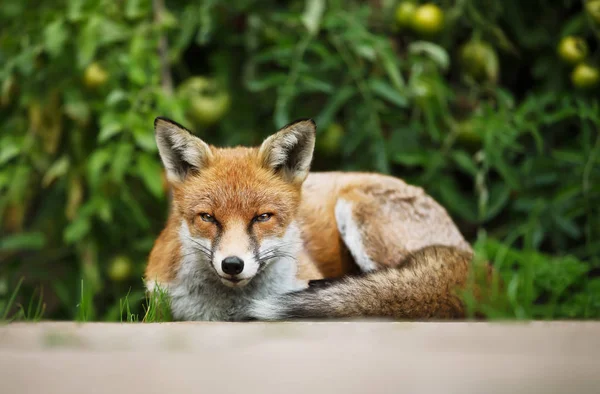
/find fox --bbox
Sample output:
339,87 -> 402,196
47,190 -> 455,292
144,116 -> 482,321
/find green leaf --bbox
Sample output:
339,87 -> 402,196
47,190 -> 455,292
77,16 -> 100,68
302,0 -> 325,36
484,185 -> 510,221
111,143 -> 134,183
0,232 -> 45,251
87,148 -> 113,189
64,216 -> 91,244
136,153 -> 164,199
0,141 -> 19,165
42,156 -> 70,188
106,90 -> 129,107
98,123 -> 123,143
125,0 -> 149,19
378,44 -> 405,91
392,152 -> 430,167
368,78 -> 408,108
246,74 -> 288,92
437,178 -> 478,222
133,127 -> 157,152
44,19 -> 68,58
408,41 -> 450,71
451,151 -> 478,176
316,85 -> 355,127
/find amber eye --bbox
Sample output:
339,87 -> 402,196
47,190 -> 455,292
199,213 -> 216,223
254,213 -> 272,223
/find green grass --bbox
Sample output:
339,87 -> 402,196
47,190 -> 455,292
2,278 -> 173,323
1,277 -> 46,323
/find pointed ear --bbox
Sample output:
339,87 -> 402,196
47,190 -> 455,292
154,117 -> 213,183
259,119 -> 316,184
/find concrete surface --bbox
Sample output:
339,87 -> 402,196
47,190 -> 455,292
0,321 -> 599,394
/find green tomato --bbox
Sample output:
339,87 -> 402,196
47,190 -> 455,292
411,4 -> 445,36
178,77 -> 231,126
83,62 -> 109,89
317,123 -> 344,155
395,2 -> 417,28
459,40 -> 499,83
108,256 -> 133,282
586,0 -> 600,24
455,120 -> 483,149
571,63 -> 600,89
557,36 -> 588,65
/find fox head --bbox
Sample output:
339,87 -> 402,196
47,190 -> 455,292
154,117 -> 316,288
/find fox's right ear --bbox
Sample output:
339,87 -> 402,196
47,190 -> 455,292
154,117 -> 213,183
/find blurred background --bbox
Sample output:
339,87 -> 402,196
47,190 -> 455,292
0,0 -> 599,322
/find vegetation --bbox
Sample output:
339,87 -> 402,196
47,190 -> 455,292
1,0 -> 599,322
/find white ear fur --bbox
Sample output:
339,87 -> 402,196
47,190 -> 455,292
154,117 -> 213,183
258,119 -> 316,184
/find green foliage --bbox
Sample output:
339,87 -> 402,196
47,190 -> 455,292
1,0 -> 599,321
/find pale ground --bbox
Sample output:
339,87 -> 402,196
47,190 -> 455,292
0,321 -> 599,394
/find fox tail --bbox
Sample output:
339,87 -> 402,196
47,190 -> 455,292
249,245 -> 491,321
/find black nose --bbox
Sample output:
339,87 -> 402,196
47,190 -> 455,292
221,256 -> 244,275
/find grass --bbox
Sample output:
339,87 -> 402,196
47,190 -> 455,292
1,277 -> 46,323
2,278 -> 173,323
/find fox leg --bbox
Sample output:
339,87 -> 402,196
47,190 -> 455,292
334,182 -> 472,272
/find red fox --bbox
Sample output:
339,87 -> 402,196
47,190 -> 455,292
145,117 -> 478,321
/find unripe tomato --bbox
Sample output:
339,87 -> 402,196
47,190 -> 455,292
395,2 -> 417,28
178,77 -> 231,126
83,62 -> 109,89
571,63 -> 600,89
557,36 -> 588,65
586,0 -> 600,24
108,255 -> 133,282
317,123 -> 344,155
459,40 -> 499,83
412,4 -> 445,36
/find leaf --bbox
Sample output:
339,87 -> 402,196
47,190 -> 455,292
111,143 -> 134,183
437,178 -> 478,222
133,127 -> 157,152
125,0 -> 149,19
246,74 -> 288,92
0,232 -> 45,251
77,16 -> 100,68
0,141 -> 19,165
98,123 -> 123,143
451,151 -> 478,176
87,148 -> 113,189
298,75 -> 334,93
408,41 -> 450,71
377,44 -> 405,91
368,78 -> 408,108
64,216 -> 91,244
105,90 -> 129,107
484,185 -> 510,221
44,19 -> 68,58
302,0 -> 325,36
42,156 -> 70,188
136,153 -> 164,199
316,85 -> 355,127
392,152 -> 430,167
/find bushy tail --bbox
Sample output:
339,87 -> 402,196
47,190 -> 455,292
250,245 -> 492,320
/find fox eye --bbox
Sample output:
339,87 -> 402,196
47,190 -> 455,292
199,213 -> 215,223
254,213 -> 272,223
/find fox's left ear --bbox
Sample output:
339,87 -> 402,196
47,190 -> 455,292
154,117 -> 213,184
259,119 -> 316,184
